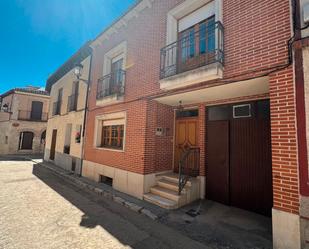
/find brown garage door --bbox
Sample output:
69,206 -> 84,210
206,100 -> 272,216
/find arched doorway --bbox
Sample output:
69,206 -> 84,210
19,132 -> 34,150
41,130 -> 46,145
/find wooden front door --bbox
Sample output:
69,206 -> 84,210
206,100 -> 273,216
174,117 -> 199,176
50,129 -> 57,160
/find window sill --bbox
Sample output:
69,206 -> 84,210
95,147 -> 125,153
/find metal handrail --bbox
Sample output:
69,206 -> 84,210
178,147 -> 200,195
160,21 -> 224,79
97,69 -> 126,100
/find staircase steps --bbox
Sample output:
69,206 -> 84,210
150,186 -> 182,202
143,193 -> 177,210
144,173 -> 199,209
157,178 -> 180,192
161,174 -> 192,186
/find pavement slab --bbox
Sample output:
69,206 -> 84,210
0,158 -> 209,249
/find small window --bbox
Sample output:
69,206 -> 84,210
233,104 -> 251,118
99,175 -> 113,186
100,125 -> 124,150
176,109 -> 199,118
5,136 -> 8,144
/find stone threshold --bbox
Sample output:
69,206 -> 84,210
36,160 -> 168,221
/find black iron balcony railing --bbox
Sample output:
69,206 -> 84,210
18,110 -> 48,122
97,70 -> 126,100
52,101 -> 62,116
67,94 -> 78,112
160,21 -> 224,79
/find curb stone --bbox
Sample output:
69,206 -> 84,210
141,208 -> 158,220
113,196 -> 125,205
124,201 -> 143,213
37,162 -> 159,220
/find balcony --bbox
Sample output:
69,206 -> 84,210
96,70 -> 125,105
18,110 -> 48,122
52,101 -> 62,116
67,94 -> 78,112
159,21 -> 224,90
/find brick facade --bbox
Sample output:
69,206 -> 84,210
269,67 -> 299,214
84,0 -> 300,217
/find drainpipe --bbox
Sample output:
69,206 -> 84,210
293,0 -> 309,196
79,49 -> 93,177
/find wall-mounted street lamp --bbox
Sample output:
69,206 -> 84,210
2,103 -> 9,112
73,63 -> 89,83
73,63 -> 83,79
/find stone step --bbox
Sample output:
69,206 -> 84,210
150,186 -> 182,202
157,178 -> 184,192
161,174 -> 192,186
143,193 -> 177,210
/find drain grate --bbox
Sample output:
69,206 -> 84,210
186,209 -> 200,217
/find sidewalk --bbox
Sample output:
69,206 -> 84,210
3,156 -> 272,248
37,160 -> 168,220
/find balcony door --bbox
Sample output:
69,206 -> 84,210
110,58 -> 123,92
178,16 -> 215,73
30,101 -> 43,120
71,81 -> 79,111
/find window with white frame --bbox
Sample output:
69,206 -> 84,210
97,42 -> 127,100
166,0 -> 221,45
95,112 -> 126,151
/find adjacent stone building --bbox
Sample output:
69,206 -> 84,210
0,87 -> 49,155
44,43 -> 91,175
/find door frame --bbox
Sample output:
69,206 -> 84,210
173,107 -> 199,173
50,129 -> 57,160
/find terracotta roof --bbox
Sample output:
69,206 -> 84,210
45,41 -> 92,92
0,87 -> 49,98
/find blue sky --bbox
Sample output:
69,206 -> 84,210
0,0 -> 135,93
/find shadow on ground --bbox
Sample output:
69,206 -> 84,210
0,154 -> 43,161
32,163 -> 209,249
32,162 -> 272,249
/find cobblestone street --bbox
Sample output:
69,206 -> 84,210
0,159 -> 209,249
